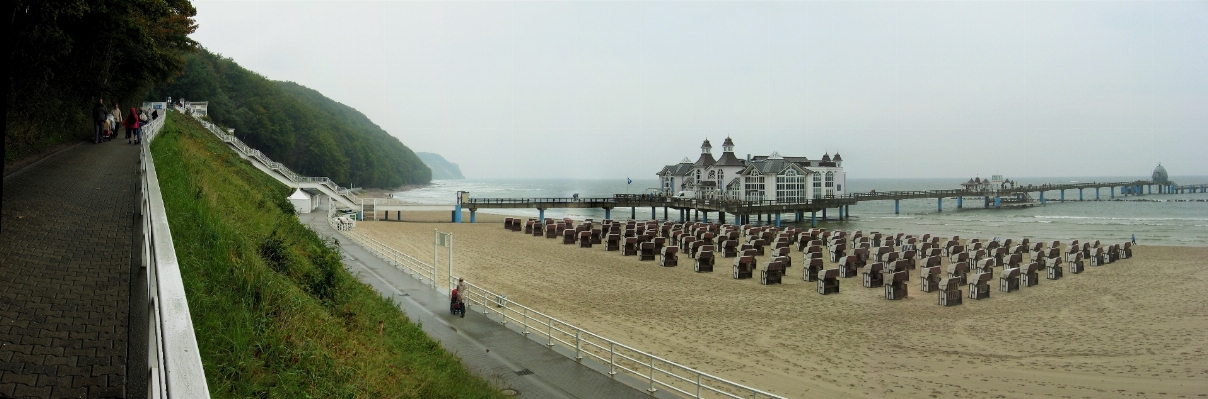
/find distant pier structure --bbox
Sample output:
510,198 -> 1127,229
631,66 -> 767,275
407,162 -> 1205,227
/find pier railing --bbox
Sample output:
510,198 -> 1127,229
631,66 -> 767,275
141,111 -> 211,397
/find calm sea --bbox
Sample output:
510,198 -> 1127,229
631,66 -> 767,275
393,176 -> 1208,247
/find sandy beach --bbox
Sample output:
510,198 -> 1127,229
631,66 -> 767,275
354,211 -> 1208,398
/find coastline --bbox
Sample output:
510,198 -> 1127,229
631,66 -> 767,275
353,212 -> 1208,398
357,182 -> 431,199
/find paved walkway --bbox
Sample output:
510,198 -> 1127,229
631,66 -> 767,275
2,139 -> 144,399
299,213 -> 674,399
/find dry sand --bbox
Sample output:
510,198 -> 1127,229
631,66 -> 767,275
355,211 -> 1208,398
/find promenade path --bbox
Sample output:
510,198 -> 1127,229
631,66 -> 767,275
2,140 -> 146,398
299,213 -> 667,399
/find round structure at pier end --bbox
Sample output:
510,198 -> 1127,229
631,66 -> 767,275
1152,164 -> 1169,183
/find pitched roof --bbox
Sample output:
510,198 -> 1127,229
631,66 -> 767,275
693,153 -> 716,167
714,151 -> 745,166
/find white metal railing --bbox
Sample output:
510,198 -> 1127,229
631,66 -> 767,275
452,278 -> 785,399
141,110 -> 211,397
342,224 -> 785,399
184,111 -> 356,207
342,230 -> 438,289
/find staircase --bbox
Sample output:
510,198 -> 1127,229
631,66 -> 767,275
181,109 -> 362,210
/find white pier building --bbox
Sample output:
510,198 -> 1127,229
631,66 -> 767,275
657,138 -> 846,202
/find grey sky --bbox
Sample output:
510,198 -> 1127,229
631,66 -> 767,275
192,1 -> 1207,180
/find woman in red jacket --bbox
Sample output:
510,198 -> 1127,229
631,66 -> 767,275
125,107 -> 141,144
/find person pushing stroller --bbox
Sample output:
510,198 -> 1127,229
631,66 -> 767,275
450,278 -> 466,317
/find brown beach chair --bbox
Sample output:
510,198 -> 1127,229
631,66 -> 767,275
920,266 -> 942,293
623,237 -> 639,256
804,258 -> 824,282
968,271 -> 992,300
732,256 -> 755,279
563,229 -> 576,244
947,262 -> 969,286
579,231 -> 593,248
1000,267 -> 1021,292
938,277 -> 963,306
694,248 -> 715,272
721,240 -> 738,258
838,255 -> 861,278
1068,252 -> 1085,274
863,262 -> 885,288
1021,262 -> 1039,287
605,234 -> 621,251
761,259 -> 786,285
885,271 -> 908,300
660,246 -> 679,267
817,268 -> 840,295
639,242 -> 656,261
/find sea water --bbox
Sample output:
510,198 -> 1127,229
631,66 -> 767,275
393,176 -> 1208,246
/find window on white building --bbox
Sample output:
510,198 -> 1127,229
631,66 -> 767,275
813,173 -> 823,199
777,169 -> 806,203
744,173 -> 765,201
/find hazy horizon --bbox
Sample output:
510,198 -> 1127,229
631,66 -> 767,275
191,1 -> 1207,180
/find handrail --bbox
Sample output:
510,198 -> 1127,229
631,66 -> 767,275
183,112 -> 358,209
142,109 -> 211,398
450,276 -> 786,399
342,230 -> 438,289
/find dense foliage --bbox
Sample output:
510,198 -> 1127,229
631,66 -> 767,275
153,113 -> 505,398
6,0 -> 197,160
149,49 -> 430,188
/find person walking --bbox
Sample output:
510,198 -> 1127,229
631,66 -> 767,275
111,103 -> 125,140
1131,234 -> 1136,245
125,107 -> 141,144
92,98 -> 108,144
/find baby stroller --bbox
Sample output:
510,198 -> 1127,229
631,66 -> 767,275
450,289 -> 465,318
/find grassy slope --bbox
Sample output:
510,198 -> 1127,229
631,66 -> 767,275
152,113 -> 505,398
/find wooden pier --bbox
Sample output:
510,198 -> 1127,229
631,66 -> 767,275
364,179 -> 1203,227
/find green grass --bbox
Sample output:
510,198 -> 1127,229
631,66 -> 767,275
152,113 -> 508,398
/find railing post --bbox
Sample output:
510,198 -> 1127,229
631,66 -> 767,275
609,342 -> 617,376
522,308 -> 528,335
696,372 -> 702,398
575,330 -> 583,361
499,295 -> 506,324
547,317 -> 554,347
648,357 -> 657,393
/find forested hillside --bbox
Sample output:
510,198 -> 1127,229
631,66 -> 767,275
6,0 -> 196,161
148,49 -> 430,188
415,152 -> 466,180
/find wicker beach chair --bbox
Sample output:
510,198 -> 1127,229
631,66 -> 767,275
760,258 -> 786,285
947,262 -> 969,286
885,270 -> 909,300
694,248 -> 715,272
920,266 -> 942,293
839,255 -> 861,278
968,271 -> 992,300
1000,267 -> 1020,292
660,246 -> 679,267
623,237 -> 639,256
804,258 -> 824,282
732,256 -> 755,279
938,278 -> 963,306
817,268 -> 840,295
863,262 -> 885,288
1021,262 -> 1040,287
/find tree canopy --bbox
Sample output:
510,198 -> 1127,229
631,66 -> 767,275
6,0 -> 198,160
148,49 -> 430,188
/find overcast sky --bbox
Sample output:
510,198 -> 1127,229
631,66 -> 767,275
192,1 -> 1207,180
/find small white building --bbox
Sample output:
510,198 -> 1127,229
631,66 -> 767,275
288,189 -> 316,213
657,138 -> 846,202
960,175 -> 1016,193
184,101 -> 208,116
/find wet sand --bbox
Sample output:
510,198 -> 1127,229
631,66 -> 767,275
355,211 -> 1208,398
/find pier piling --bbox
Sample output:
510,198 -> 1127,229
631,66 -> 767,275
957,196 -> 963,209
895,199 -> 900,214
811,211 -> 817,227
937,198 -> 943,212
